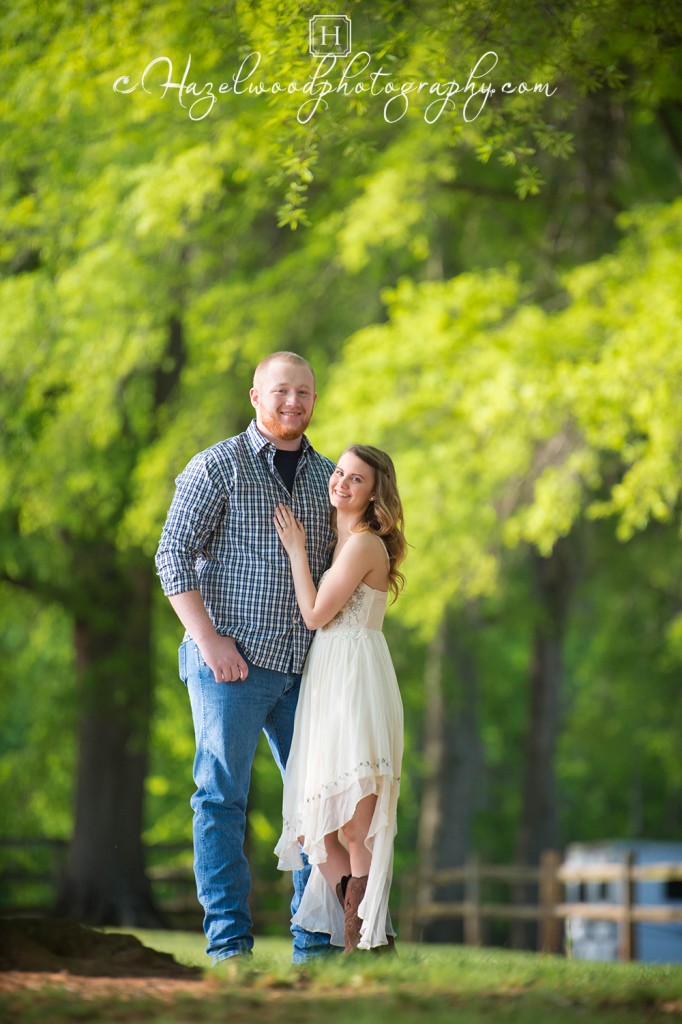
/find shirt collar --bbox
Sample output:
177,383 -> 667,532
245,418 -> 312,457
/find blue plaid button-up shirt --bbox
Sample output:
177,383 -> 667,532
156,419 -> 335,673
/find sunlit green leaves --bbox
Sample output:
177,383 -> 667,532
2,0 -> 682,878
312,199 -> 682,633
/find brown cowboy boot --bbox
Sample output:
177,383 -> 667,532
335,873 -> 351,908
342,874 -> 368,953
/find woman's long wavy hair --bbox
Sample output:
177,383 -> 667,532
331,445 -> 407,602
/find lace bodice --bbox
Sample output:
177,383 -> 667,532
319,577 -> 388,636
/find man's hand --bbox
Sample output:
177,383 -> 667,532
199,634 -> 249,683
167,590 -> 249,683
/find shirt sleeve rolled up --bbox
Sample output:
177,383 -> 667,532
155,451 -> 228,597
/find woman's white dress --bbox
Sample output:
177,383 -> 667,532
275,574 -> 403,949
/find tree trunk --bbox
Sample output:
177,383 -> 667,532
512,537 -> 576,947
56,548 -> 162,926
416,604 -> 485,943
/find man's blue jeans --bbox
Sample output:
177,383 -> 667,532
180,640 -> 332,964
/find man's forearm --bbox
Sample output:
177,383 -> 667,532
168,590 -> 219,644
168,590 -> 249,682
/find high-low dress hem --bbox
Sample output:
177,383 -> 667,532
275,579 -> 403,950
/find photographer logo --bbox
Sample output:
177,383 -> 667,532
309,15 -> 351,56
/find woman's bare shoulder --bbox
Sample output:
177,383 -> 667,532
345,530 -> 386,563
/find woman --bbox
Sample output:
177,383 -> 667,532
273,445 -> 406,953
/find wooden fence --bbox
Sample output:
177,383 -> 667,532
402,850 -> 682,959
0,838 -> 201,929
0,838 -> 293,932
3,840 -> 682,960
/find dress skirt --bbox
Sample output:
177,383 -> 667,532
275,595 -> 403,950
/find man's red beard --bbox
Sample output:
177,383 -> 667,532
258,407 -> 312,441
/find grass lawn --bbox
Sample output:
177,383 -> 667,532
2,928 -> 681,1023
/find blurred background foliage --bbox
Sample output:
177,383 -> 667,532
1,0 -> 681,930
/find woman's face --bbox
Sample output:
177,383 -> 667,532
329,451 -> 376,517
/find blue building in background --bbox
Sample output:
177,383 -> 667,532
564,840 -> 682,963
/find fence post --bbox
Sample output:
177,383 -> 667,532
464,853 -> 482,946
617,850 -> 636,961
538,849 -> 562,954
400,872 -> 419,943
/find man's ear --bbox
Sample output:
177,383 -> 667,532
249,387 -> 259,409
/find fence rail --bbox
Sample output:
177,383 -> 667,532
3,840 -> 682,960
0,838 -> 200,929
0,837 -> 296,932
402,851 -> 682,959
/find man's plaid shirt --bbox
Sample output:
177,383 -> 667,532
156,419 -> 335,673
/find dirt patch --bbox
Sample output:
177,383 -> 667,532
0,919 -> 203,980
0,969 -> 212,1001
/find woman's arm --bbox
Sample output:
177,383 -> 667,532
273,508 -> 319,626
273,504 -> 382,629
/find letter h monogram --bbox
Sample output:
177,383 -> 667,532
309,15 -> 351,57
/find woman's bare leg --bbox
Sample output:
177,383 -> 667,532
341,793 -> 378,877
308,792 -> 378,894
317,831 -> 351,893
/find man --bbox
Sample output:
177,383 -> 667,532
155,351 -> 335,964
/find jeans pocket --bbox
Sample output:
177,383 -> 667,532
178,642 -> 188,685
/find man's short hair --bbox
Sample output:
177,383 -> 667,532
253,351 -> 316,388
